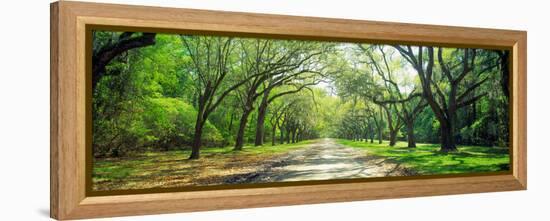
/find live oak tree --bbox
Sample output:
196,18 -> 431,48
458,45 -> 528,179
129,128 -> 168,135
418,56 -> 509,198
332,98 -> 381,143
231,39 -> 329,150
253,76 -> 327,146
393,46 -> 500,151
496,50 -> 510,99
251,42 -> 335,147
398,96 -> 427,147
361,45 -> 427,147
286,98 -> 318,143
267,99 -> 297,146
181,36 -> 269,159
365,103 -> 385,144
333,45 -> 421,147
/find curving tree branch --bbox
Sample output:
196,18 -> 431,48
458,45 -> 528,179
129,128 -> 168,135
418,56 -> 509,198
92,32 -> 157,91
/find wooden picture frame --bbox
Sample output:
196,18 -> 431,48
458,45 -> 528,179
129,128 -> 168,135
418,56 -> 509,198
50,1 -> 527,220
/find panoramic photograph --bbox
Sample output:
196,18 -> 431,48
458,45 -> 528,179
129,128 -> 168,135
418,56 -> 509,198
91,30 -> 511,192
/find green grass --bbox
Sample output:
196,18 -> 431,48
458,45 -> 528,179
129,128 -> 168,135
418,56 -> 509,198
337,139 -> 510,175
133,139 -> 317,157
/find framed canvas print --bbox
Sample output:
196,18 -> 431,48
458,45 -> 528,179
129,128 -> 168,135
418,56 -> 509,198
50,1 -> 527,220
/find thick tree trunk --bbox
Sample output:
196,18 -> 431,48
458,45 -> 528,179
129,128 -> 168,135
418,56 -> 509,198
254,92 -> 270,146
291,129 -> 297,143
440,121 -> 457,152
499,51 -> 510,98
389,129 -> 398,146
280,128 -> 284,144
406,120 -> 416,148
383,106 -> 400,147
189,114 -> 205,159
234,108 -> 252,151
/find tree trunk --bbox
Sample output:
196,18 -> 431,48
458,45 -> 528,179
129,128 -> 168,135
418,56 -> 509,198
499,51 -> 510,98
291,129 -> 297,143
286,129 -> 291,144
280,128 -> 285,144
377,126 -> 383,144
406,120 -> 416,148
389,129 -> 398,146
440,121 -> 457,152
271,124 -> 277,146
228,112 -> 234,133
189,113 -> 205,159
470,99 -> 477,127
254,91 -> 270,146
234,108 -> 252,151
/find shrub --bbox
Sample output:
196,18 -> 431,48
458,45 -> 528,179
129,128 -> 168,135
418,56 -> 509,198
143,98 -> 224,150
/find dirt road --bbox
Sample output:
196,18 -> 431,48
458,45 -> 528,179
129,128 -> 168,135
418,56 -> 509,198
225,138 -> 412,184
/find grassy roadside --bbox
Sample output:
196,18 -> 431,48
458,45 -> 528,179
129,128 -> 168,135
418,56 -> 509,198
337,139 -> 510,175
93,139 -> 316,191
